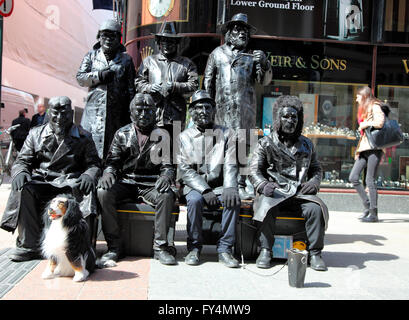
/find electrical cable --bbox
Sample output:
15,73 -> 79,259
238,217 -> 306,278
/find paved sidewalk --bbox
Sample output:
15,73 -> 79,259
147,211 -> 409,300
0,182 -> 409,300
0,248 -> 40,298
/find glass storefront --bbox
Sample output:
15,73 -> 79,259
377,85 -> 409,189
124,0 -> 409,192
258,79 -> 409,190
374,45 -> 409,190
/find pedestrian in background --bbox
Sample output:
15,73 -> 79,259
11,110 -> 30,152
30,102 -> 49,128
349,86 -> 385,222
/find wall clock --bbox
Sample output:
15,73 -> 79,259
148,0 -> 175,18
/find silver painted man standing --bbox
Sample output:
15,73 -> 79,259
77,19 -> 136,160
135,21 -> 198,137
204,13 -> 272,199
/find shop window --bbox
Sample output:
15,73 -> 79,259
377,85 -> 409,190
259,80 -> 409,190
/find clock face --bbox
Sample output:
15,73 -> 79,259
148,0 -> 174,18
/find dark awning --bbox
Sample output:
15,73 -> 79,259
92,0 -> 113,11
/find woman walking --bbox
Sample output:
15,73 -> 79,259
349,87 -> 385,222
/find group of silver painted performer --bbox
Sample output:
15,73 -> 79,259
1,14 -> 328,272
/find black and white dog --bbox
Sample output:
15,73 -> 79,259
41,194 -> 96,282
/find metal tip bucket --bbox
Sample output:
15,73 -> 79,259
287,248 -> 308,288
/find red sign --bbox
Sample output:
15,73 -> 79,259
0,0 -> 14,17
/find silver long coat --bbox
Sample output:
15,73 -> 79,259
204,44 -> 272,131
249,131 -> 329,230
76,43 -> 136,159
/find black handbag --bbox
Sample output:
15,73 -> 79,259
365,117 -> 403,149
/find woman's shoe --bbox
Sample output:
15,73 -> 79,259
358,209 -> 370,220
362,208 -> 378,222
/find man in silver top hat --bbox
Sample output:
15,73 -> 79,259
135,21 -> 198,138
203,13 -> 272,200
77,19 -> 136,160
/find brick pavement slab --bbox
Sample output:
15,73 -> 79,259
0,248 -> 41,298
2,249 -> 151,300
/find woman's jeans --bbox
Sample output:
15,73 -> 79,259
349,150 -> 383,210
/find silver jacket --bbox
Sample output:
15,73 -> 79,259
177,124 -> 239,196
249,131 -> 329,229
1,124 -> 101,232
103,124 -> 175,187
135,53 -> 198,128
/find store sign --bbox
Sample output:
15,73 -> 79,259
230,0 -> 316,11
267,54 -> 348,71
252,39 -> 372,83
374,47 -> 409,86
226,0 -> 371,41
127,0 -> 216,38
402,60 -> 409,74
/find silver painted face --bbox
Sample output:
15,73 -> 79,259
48,104 -> 73,136
280,106 -> 299,135
158,37 -> 178,58
130,105 -> 156,130
228,24 -> 249,49
190,101 -> 215,129
99,31 -> 121,54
